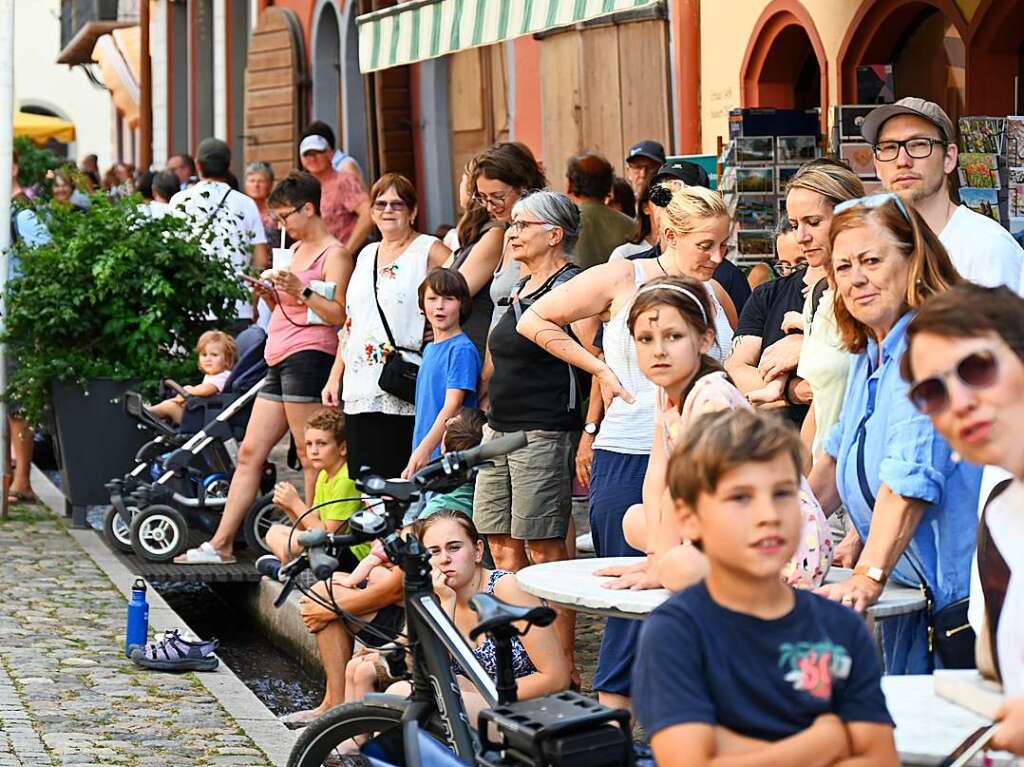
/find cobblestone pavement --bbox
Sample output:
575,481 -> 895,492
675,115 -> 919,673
0,505 -> 273,767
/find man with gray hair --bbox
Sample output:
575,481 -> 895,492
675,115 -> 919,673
863,97 -> 1023,291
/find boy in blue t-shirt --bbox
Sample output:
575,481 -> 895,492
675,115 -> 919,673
403,268 -> 481,478
633,409 -> 897,767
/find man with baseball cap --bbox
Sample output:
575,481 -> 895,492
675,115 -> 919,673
624,140 -> 666,199
169,138 -> 269,326
863,96 -> 1023,291
299,131 -> 371,258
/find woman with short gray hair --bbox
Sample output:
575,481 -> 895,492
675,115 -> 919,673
244,161 -> 279,246
476,190 -> 598,580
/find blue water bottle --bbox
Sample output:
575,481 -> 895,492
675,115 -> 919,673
125,578 -> 149,657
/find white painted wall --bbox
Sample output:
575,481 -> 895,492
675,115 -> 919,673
151,0 -> 168,165
14,0 -> 115,169
213,0 -> 227,139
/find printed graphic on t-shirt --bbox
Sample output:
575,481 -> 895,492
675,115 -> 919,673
778,641 -> 852,700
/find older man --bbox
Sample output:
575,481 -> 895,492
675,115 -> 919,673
862,97 -> 1023,291
624,140 -> 665,199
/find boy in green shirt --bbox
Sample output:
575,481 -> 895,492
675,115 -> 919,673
259,409 -> 370,577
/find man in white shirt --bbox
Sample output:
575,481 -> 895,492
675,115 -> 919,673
862,97 -> 1024,292
169,138 -> 269,324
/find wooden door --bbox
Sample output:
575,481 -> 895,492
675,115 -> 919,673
243,7 -> 305,181
448,45 -> 509,204
541,19 -> 671,173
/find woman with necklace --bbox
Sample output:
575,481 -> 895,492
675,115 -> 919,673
514,181 -> 734,713
323,173 -> 448,479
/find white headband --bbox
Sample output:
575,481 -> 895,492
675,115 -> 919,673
633,283 -> 708,325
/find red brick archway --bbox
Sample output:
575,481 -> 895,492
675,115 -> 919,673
740,0 -> 828,134
838,0 -> 968,105
966,0 -> 1024,115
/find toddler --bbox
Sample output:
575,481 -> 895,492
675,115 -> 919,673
148,330 -> 237,425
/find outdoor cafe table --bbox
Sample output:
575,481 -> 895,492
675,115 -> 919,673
516,557 -> 927,622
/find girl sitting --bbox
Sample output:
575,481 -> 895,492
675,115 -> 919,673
148,330 -> 237,425
619,276 -> 832,591
345,511 -> 570,720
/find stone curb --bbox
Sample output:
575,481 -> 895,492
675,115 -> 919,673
30,466 -> 297,767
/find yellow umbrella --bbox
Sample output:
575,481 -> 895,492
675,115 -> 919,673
13,110 -> 76,145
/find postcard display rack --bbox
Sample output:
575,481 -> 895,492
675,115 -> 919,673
957,116 -> 1024,234
719,110 -> 822,266
831,105 -> 885,193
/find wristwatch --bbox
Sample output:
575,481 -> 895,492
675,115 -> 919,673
853,564 -> 887,585
301,284 -> 315,301
583,422 -> 599,436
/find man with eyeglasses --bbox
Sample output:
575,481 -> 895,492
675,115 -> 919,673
298,134 -> 372,262
862,97 -> 1023,292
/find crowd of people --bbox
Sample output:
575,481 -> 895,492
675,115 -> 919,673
10,94 -> 1024,762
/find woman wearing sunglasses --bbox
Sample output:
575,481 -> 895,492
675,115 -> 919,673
902,283 -> 1024,755
322,173 -> 449,479
806,192 -> 981,674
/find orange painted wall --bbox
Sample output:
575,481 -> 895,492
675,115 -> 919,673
511,36 -> 544,164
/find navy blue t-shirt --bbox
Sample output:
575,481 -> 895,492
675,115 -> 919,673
633,582 -> 893,742
413,332 -> 481,458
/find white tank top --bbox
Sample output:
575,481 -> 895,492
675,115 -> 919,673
593,261 -> 658,455
706,282 -> 733,364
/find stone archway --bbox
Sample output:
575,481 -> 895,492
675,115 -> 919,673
966,0 -> 1024,115
838,0 -> 968,118
311,1 -> 342,135
740,1 -> 827,133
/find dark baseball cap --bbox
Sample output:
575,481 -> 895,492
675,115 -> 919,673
626,140 -> 666,166
197,137 -> 231,166
652,160 -> 711,189
860,97 -> 956,145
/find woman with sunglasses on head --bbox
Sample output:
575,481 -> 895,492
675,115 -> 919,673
725,222 -> 813,426
903,283 -> 1024,755
446,144 -> 546,357
806,192 -> 981,674
176,171 -> 350,565
322,173 -> 449,479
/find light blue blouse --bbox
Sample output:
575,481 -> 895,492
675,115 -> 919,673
824,311 -> 981,672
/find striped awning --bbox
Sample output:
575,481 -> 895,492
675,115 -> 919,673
357,0 -> 658,73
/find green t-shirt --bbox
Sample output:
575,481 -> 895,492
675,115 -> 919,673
419,482 -> 475,519
315,463 -> 371,560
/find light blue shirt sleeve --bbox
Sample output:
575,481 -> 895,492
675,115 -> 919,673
877,409 -> 950,504
445,340 -> 481,394
15,209 -> 51,247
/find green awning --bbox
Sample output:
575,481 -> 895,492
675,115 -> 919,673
357,0 -> 658,73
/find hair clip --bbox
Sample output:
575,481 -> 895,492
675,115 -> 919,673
650,184 -> 672,208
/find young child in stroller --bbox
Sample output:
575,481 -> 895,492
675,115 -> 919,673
148,330 -> 238,425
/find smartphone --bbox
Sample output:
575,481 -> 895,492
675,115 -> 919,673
240,273 -> 271,289
939,723 -> 1000,767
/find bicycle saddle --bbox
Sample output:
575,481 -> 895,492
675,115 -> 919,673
468,593 -> 556,640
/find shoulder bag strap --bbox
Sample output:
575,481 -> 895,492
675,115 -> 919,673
371,248 -> 399,351
809,278 -> 829,322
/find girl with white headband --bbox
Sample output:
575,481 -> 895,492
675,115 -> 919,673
623,275 -> 831,599
516,180 -> 737,714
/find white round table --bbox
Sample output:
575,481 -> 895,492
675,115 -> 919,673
517,557 -> 927,621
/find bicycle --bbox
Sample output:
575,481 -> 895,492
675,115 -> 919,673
272,431 -> 634,767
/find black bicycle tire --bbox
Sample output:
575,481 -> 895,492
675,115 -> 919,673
287,699 -> 450,767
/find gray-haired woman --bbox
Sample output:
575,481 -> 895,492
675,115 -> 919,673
476,191 -> 600,574
244,161 -> 280,245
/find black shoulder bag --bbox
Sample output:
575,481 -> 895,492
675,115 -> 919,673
372,249 -> 420,403
854,422 -> 975,668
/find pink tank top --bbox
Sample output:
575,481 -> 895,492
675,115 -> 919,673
264,245 -> 340,366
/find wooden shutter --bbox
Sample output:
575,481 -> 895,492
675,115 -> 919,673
244,7 -> 306,181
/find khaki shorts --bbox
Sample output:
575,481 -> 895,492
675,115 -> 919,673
473,425 -> 575,540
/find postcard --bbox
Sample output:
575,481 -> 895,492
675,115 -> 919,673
735,136 -> 775,165
737,230 -> 776,257
735,167 -> 775,194
1008,167 -> 1024,219
836,105 -> 875,141
776,165 -> 801,190
959,187 -> 1001,222
735,196 -> 777,230
1006,117 -> 1024,166
776,136 -> 819,163
959,153 -> 1000,189
839,142 -> 877,178
959,117 -> 1005,155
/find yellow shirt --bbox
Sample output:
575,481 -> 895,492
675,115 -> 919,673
314,463 -> 371,560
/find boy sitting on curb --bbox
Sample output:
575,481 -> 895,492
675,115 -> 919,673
633,409 -> 898,767
259,408 -> 370,576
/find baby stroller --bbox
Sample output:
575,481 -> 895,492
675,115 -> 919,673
104,327 -> 287,562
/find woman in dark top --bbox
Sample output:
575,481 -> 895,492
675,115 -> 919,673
475,190 -> 600,573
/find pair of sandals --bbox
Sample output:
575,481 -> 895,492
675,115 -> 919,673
130,629 -> 220,672
174,541 -> 236,565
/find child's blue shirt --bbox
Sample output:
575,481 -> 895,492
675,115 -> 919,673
413,332 -> 481,458
633,581 -> 893,742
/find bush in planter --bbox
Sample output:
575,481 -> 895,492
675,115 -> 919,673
2,193 -> 248,427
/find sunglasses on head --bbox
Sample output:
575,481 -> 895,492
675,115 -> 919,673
833,192 -> 911,222
908,349 -> 999,415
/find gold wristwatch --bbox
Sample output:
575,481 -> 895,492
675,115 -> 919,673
853,564 -> 887,585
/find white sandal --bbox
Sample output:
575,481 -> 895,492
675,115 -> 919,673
173,541 -> 236,565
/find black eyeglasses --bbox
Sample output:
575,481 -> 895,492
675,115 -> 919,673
908,349 -> 999,415
873,138 -> 947,163
772,260 -> 807,277
271,207 -> 301,225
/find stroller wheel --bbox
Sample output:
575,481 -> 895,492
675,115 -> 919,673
242,494 -> 290,555
130,505 -> 189,562
103,505 -> 138,554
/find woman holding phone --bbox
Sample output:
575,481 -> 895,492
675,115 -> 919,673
176,171 -> 350,564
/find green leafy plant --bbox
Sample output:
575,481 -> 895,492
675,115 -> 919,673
14,136 -> 59,191
2,194 -> 248,425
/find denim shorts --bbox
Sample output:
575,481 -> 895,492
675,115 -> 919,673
259,349 -> 335,403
